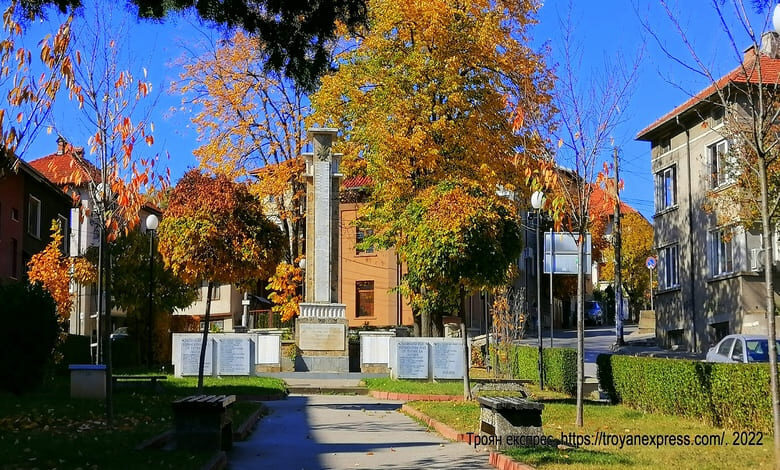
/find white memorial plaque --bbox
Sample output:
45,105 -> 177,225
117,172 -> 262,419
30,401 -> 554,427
397,342 -> 428,379
256,335 -> 281,364
433,342 -> 464,379
180,337 -> 212,376
218,338 -> 251,375
299,323 -> 345,350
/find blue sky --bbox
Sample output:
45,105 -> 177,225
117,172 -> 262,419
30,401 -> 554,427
19,0 -> 772,220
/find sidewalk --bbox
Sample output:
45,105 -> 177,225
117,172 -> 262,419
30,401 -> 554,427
229,394 -> 491,469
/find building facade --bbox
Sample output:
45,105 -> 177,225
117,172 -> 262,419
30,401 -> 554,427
637,37 -> 780,352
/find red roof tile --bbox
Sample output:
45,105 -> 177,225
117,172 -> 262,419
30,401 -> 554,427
341,175 -> 372,189
636,54 -> 780,140
589,186 -> 637,220
28,145 -> 101,186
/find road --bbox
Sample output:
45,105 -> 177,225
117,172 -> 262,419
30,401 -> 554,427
516,325 -> 637,377
229,395 -> 491,469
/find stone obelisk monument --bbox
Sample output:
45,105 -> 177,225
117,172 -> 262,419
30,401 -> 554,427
296,128 -> 349,372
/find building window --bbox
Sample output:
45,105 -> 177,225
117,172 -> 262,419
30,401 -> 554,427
27,195 -> 41,238
356,227 -> 374,255
655,165 -> 677,212
659,137 -> 671,154
196,282 -> 221,301
356,280 -> 374,317
709,140 -> 735,188
10,238 -> 17,279
709,227 -> 735,277
658,244 -> 679,290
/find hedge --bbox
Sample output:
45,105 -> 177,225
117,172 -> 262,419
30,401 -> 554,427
512,345 -> 577,396
55,335 -> 92,373
597,354 -> 774,431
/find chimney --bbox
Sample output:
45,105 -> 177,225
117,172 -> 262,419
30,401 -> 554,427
760,31 -> 780,59
56,136 -> 66,155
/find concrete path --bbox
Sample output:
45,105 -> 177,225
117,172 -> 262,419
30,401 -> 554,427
229,394 -> 491,469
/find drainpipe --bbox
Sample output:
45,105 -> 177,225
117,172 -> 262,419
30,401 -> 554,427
676,115 -> 698,352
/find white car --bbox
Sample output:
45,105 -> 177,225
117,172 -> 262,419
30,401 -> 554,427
706,334 -> 780,363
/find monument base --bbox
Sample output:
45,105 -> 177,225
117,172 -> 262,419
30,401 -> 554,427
296,355 -> 349,373
295,306 -> 349,373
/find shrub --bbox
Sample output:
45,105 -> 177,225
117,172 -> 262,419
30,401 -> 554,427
0,282 -> 59,394
597,353 -> 776,431
55,335 -> 92,374
512,345 -> 577,395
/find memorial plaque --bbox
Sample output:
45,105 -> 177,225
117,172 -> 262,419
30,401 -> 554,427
397,342 -> 428,379
299,323 -> 345,351
180,337 -> 212,375
256,335 -> 281,364
218,338 -> 251,375
433,342 -> 464,379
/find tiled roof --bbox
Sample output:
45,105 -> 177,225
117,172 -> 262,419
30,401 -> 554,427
28,146 -> 101,186
589,186 -> 637,220
636,54 -> 780,140
341,175 -> 372,189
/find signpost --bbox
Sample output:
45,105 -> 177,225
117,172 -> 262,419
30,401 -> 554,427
646,256 -> 656,311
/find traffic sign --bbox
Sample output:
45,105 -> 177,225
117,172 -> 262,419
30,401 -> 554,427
646,256 -> 656,270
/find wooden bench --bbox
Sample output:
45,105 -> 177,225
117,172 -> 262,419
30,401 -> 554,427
172,395 -> 236,452
112,375 -> 167,390
477,396 -> 544,449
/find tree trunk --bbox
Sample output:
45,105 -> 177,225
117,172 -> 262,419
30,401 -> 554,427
758,161 -> 780,460
197,281 -> 213,393
575,235 -> 585,427
421,309 -> 431,337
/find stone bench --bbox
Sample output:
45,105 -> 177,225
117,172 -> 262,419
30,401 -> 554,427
477,396 -> 544,450
172,395 -> 236,452
470,378 -> 531,396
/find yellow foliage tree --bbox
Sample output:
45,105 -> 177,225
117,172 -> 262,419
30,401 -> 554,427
599,212 -> 654,311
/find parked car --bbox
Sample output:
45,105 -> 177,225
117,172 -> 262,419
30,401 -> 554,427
706,334 -> 780,363
584,301 -> 604,326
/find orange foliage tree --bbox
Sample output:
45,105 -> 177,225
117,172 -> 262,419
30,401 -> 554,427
310,0 -> 554,335
26,221 -> 97,360
0,1 -> 76,171
157,170 -> 285,390
174,30 -> 309,320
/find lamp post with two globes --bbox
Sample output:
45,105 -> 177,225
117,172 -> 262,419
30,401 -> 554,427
146,213 -> 159,366
531,190 -> 545,390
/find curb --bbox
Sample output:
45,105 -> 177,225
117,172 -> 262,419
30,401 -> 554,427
200,451 -> 227,470
489,452 -> 536,470
370,390 -> 463,401
234,403 -> 267,441
401,404 -> 536,470
400,404 -> 470,443
236,393 -> 287,401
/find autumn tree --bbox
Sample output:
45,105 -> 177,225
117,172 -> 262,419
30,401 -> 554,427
87,229 -> 198,365
174,30 -> 309,319
599,212 -> 654,316
0,1 -> 75,171
18,0 -> 368,91
157,170 -> 284,390
311,0 -> 554,336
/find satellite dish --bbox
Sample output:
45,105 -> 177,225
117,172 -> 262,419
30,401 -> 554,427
773,3 -> 780,33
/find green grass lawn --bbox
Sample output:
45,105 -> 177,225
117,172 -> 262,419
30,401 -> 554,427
407,384 -> 775,470
363,377 -> 465,395
0,374 -> 285,469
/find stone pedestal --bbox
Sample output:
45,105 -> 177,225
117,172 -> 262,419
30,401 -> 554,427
296,303 -> 348,372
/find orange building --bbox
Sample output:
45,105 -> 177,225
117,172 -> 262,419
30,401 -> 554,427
339,177 -> 414,328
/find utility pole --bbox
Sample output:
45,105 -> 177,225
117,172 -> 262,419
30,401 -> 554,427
613,146 -> 624,347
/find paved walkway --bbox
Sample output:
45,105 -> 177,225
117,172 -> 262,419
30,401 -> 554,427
229,394 -> 491,469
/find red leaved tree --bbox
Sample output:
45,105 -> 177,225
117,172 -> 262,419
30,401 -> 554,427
157,170 -> 285,390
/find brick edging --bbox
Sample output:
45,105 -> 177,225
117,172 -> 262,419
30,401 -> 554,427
401,404 -> 536,470
370,390 -> 463,401
489,452 -> 536,470
400,404 -> 470,442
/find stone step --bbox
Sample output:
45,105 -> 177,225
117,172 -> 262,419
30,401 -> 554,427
287,385 -> 369,395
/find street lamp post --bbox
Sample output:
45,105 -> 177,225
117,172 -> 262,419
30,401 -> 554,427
146,213 -> 159,367
531,190 -> 545,390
